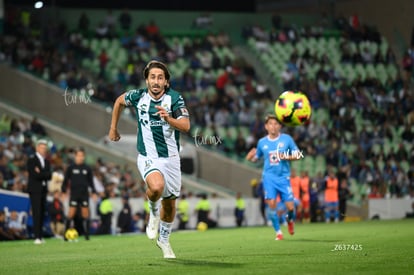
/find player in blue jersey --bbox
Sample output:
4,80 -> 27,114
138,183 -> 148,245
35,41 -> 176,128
108,60 -> 190,258
246,114 -> 302,240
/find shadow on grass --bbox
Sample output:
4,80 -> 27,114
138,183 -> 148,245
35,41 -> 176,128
165,258 -> 244,268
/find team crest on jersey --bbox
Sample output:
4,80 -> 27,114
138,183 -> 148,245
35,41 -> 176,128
278,142 -> 284,148
162,103 -> 171,113
263,144 -> 268,150
269,151 -> 280,164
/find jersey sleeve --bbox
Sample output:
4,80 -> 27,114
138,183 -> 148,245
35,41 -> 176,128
124,89 -> 143,106
288,135 -> 299,152
171,90 -> 189,119
255,139 -> 263,159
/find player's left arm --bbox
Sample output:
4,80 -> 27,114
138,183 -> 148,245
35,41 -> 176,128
158,106 -> 190,133
156,94 -> 190,133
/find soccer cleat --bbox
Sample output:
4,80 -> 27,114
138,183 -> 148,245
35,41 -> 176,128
288,220 -> 295,235
146,214 -> 160,240
157,240 -> 176,259
34,238 -> 42,245
275,233 -> 283,240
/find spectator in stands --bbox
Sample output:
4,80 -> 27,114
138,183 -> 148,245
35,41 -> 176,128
48,191 -> 65,238
401,125 -> 414,142
104,9 -> 116,31
402,51 -> 413,82
77,13 -> 90,34
117,195 -> 133,233
234,132 -> 247,158
271,13 -> 282,29
7,211 -> 26,239
0,173 -> 5,190
30,117 -> 46,137
145,20 -> 160,41
0,210 -> 15,241
48,167 -> 64,194
119,8 -> 132,32
281,68 -> 295,91
98,49 -> 110,79
368,184 -> 383,199
95,22 -> 109,39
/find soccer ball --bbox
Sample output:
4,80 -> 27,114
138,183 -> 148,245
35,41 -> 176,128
65,228 -> 79,241
197,222 -> 208,232
274,91 -> 312,126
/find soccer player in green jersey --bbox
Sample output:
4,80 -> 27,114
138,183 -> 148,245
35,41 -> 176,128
109,60 -> 190,258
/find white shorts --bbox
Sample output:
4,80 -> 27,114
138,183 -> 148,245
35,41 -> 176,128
137,154 -> 181,199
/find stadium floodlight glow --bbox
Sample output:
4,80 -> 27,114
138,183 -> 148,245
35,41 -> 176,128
34,1 -> 44,9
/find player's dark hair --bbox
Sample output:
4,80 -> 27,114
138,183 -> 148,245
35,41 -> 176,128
265,114 -> 280,124
74,147 -> 85,154
143,60 -> 170,81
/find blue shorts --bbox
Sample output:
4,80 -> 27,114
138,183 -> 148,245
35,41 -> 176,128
325,201 -> 338,208
262,175 -> 294,203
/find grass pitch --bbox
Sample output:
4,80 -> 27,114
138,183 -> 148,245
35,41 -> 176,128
1,219 -> 413,274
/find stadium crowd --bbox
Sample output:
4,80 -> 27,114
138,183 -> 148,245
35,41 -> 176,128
1,7 -> 414,212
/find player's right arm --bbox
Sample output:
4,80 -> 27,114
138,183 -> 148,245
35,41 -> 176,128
245,148 -> 257,162
108,93 -> 127,142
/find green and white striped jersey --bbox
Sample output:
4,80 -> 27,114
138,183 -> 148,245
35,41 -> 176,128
124,88 -> 189,158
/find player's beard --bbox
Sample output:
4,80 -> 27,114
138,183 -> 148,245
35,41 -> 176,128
148,85 -> 165,98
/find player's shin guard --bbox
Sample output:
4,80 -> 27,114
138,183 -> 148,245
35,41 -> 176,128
266,207 -> 280,232
158,221 -> 173,244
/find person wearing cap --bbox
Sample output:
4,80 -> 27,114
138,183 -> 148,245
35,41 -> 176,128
27,139 -> 52,244
108,60 -> 190,258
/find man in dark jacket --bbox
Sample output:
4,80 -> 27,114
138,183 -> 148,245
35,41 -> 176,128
27,139 -> 52,244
